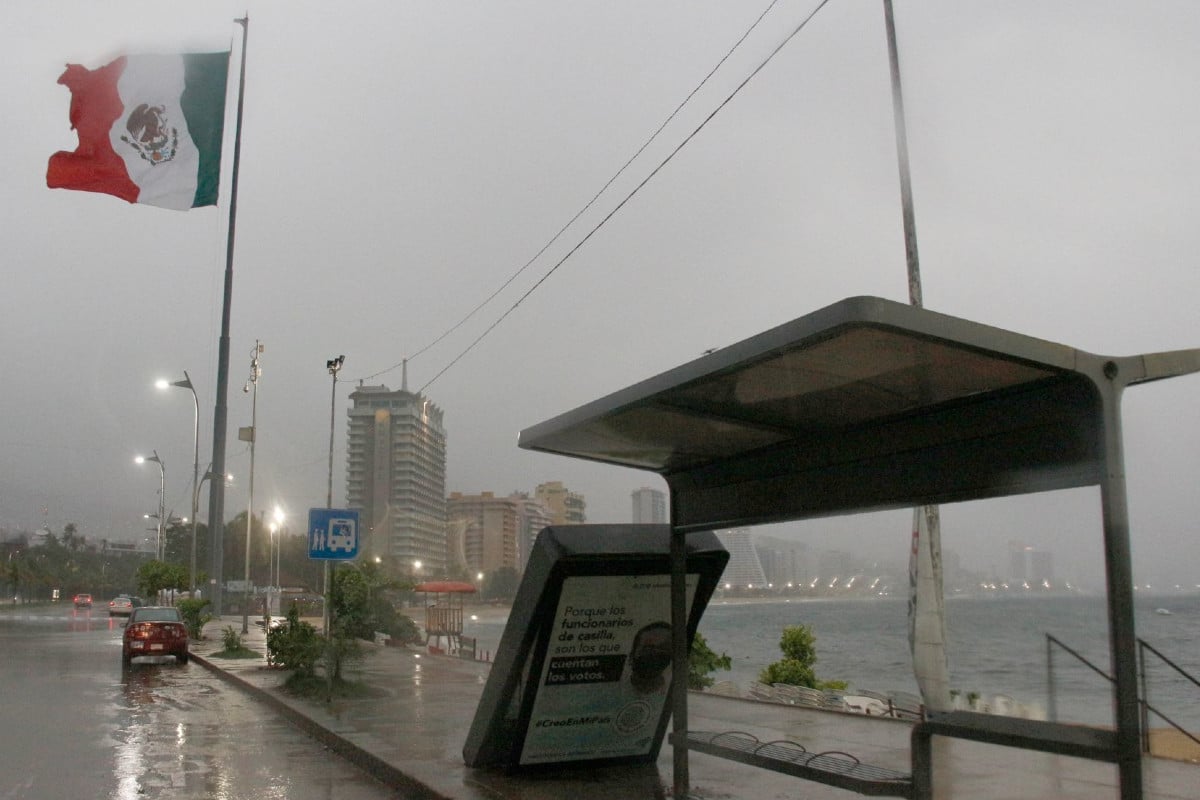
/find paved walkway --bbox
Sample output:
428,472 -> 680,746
192,616 -> 1196,800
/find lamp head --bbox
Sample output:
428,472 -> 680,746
156,373 -> 194,391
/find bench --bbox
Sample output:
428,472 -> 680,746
910,711 -> 1121,800
682,711 -> 1125,799
680,731 -> 914,798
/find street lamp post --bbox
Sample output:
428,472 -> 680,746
242,341 -> 262,635
268,521 -> 278,592
270,506 -> 284,592
267,508 -> 285,616
158,372 -> 200,593
324,355 -> 344,638
136,452 -> 166,561
325,355 -> 344,509
186,468 -> 231,597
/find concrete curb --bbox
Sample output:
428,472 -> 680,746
191,649 -> 454,800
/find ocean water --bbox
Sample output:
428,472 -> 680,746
461,592 -> 1200,730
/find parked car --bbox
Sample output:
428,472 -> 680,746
122,606 -> 189,665
73,593 -> 92,608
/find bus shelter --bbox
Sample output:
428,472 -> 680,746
518,295 -> 1200,800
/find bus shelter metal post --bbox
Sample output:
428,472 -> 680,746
670,526 -> 690,798
1096,367 -> 1143,800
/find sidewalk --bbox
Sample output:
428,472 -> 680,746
191,616 -> 1197,800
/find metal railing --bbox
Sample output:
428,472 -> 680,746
1137,639 -> 1200,752
1046,633 -> 1200,753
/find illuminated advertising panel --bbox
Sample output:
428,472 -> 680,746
519,573 -> 696,764
463,524 -> 727,770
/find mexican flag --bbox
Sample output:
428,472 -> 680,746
47,52 -> 230,211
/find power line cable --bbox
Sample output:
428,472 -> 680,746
356,0 -> 787,384
417,0 -> 833,394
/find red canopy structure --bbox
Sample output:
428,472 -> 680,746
412,581 -> 477,594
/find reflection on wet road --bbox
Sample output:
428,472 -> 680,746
0,607 -> 410,799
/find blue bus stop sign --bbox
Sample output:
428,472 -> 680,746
308,508 -> 360,560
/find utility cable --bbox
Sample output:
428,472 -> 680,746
355,0 -> 788,384
417,0 -> 833,393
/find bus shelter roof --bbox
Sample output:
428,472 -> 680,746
519,295 -> 1199,532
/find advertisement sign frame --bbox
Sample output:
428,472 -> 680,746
462,524 -> 727,770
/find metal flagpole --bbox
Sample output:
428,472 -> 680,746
207,16 -> 249,617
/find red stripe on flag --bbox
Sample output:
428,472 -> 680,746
46,57 -> 139,203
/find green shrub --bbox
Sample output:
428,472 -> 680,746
759,657 -> 817,687
385,612 -> 422,645
688,632 -> 732,690
758,624 -> 845,690
324,616 -> 365,681
267,606 -> 323,676
176,598 -> 213,640
368,600 -> 422,645
221,625 -> 243,653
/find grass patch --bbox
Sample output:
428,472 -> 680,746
210,646 -> 261,660
281,672 -> 382,701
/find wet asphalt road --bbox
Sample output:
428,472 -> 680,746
0,605 -> 411,799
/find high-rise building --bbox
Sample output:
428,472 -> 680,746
714,528 -> 767,589
631,487 -> 667,524
754,536 -> 810,586
346,383 -> 447,574
1008,540 -> 1028,583
447,492 -> 519,576
1006,540 -> 1055,587
509,492 -> 554,572
534,481 -> 586,525
1030,549 -> 1055,586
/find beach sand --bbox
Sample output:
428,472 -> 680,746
1149,729 -> 1200,763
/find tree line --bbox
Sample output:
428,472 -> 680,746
3,515 -> 527,604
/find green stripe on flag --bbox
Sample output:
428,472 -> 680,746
180,52 -> 230,208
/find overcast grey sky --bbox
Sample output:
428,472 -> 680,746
3,1 -> 1198,591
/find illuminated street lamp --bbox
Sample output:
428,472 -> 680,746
269,505 -> 285,591
135,451 -> 165,560
157,371 -> 201,592
268,520 -> 278,591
